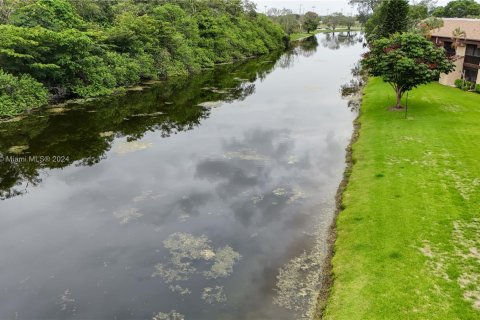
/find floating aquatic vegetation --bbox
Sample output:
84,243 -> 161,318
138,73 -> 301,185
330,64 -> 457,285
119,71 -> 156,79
251,195 -> 264,204
152,233 -> 241,299
204,246 -> 242,279
133,190 -> 154,202
8,145 -> 29,154
273,188 -> 287,197
129,111 -> 165,118
201,286 -> 227,304
233,77 -> 249,82
152,233 -> 212,283
115,141 -> 152,154
47,107 -> 67,113
113,208 -> 143,224
127,86 -> 145,91
197,101 -> 222,108
287,155 -> 299,164
1,115 -> 25,123
153,310 -> 185,320
169,285 -> 192,296
178,212 -> 190,222
99,131 -> 115,138
287,188 -> 307,204
58,289 -> 76,313
274,213 -> 334,320
223,149 -> 269,161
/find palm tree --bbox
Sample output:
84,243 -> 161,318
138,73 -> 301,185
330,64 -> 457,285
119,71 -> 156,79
451,27 -> 467,49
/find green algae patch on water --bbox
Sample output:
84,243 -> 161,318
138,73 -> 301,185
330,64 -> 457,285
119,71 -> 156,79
114,141 -> 152,155
152,233 -> 241,283
112,208 -> 143,224
201,286 -> 227,304
152,233 -> 241,304
153,310 -> 185,320
274,210 -> 333,320
8,145 -> 29,154
223,149 -> 269,161
99,131 -> 115,138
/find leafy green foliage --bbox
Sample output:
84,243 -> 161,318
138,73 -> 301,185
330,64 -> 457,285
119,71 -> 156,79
455,78 -> 478,91
0,69 -> 48,116
362,32 -> 455,107
433,0 -> 480,18
365,0 -> 410,42
0,0 -> 286,116
303,11 -> 319,33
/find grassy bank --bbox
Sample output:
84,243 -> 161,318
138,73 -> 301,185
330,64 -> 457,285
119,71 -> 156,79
324,78 -> 480,319
290,28 -> 362,41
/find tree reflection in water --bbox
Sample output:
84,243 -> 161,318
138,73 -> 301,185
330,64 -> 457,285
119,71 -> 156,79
276,36 -> 319,69
0,53 -> 282,200
321,32 -> 362,50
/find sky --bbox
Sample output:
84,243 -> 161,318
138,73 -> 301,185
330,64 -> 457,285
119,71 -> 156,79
253,0 -> 452,15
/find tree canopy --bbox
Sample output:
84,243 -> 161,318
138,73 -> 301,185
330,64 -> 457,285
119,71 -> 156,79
433,0 -> 480,18
0,0 -> 286,117
362,33 -> 455,108
303,11 -> 319,33
365,0 -> 410,42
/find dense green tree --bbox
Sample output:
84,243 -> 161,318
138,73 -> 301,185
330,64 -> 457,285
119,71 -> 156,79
0,68 -> 48,115
324,12 -> 345,31
10,0 -> 85,30
432,0 -> 480,18
0,0 -> 286,116
409,3 -> 429,22
362,33 -> 455,108
341,15 -> 357,32
303,11 -> 319,33
349,0 -> 383,13
365,0 -> 410,42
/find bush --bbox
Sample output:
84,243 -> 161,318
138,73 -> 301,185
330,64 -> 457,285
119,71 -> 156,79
454,79 -> 463,88
476,84 -> 480,94
454,79 -> 476,91
0,70 -> 49,117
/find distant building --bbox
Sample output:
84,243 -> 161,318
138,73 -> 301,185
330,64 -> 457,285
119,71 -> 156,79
430,18 -> 480,86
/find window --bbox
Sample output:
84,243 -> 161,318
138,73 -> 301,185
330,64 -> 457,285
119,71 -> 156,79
444,41 -> 456,56
463,67 -> 479,83
466,44 -> 480,57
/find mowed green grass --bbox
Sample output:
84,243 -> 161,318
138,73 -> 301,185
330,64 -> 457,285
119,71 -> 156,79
324,78 -> 480,319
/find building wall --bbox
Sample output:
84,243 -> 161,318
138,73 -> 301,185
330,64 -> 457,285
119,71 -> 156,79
477,69 -> 480,85
439,45 -> 466,86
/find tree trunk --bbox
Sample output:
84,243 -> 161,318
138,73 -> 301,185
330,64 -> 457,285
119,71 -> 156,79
395,88 -> 403,108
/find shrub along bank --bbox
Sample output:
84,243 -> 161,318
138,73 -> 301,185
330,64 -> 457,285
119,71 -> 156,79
0,0 -> 286,116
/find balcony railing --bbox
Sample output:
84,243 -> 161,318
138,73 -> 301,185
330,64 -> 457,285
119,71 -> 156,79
464,55 -> 480,65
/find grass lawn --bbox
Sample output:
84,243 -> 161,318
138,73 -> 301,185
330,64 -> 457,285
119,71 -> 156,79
324,78 -> 480,319
289,28 -> 362,41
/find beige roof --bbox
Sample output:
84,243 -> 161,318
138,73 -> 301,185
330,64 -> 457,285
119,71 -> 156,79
430,18 -> 480,41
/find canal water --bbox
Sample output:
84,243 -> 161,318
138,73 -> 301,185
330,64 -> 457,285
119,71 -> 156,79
0,33 -> 364,320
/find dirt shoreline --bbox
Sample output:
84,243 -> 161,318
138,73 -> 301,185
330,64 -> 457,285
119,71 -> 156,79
314,102 -> 363,319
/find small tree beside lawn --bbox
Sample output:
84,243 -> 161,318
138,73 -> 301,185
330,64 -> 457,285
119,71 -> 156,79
362,32 -> 455,109
303,11 -> 319,33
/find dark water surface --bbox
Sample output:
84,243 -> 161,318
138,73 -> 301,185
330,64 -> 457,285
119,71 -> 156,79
0,33 -> 364,320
